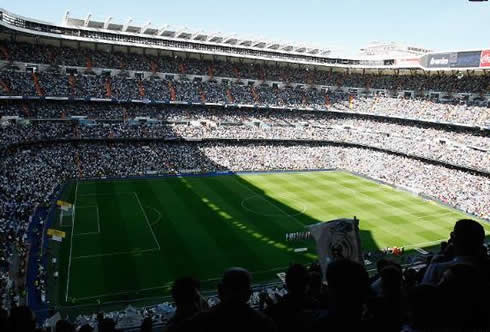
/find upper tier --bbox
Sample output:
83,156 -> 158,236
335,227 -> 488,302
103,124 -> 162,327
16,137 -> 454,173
1,7 -> 489,70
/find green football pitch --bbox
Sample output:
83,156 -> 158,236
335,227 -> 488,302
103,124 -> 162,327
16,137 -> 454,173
51,170 -> 489,308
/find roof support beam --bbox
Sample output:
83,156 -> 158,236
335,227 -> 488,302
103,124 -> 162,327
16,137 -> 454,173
141,21 -> 152,34
63,10 -> 70,25
84,14 -> 92,27
158,24 -> 170,36
122,18 -> 133,32
175,27 -> 188,38
191,30 -> 205,40
103,16 -> 112,29
223,34 -> 237,43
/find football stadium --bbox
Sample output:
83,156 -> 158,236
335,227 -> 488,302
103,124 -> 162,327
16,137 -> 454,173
0,1 -> 490,331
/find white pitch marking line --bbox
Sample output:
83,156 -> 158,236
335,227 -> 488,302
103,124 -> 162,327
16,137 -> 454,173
71,266 -> 290,301
403,239 -> 449,250
65,181 -> 78,302
134,192 -> 161,250
72,205 -> 101,236
232,176 -> 306,229
148,207 -> 162,226
72,248 -> 159,260
78,192 -> 135,196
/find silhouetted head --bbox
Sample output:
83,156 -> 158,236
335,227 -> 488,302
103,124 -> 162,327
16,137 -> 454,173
453,219 -> 484,256
376,258 -> 394,274
218,267 -> 252,304
55,319 -> 76,332
285,264 -> 309,295
140,317 -> 152,332
308,271 -> 323,291
380,265 -> 402,297
7,306 -> 36,332
99,318 -> 116,332
78,324 -> 94,332
0,308 -> 8,330
171,277 -> 201,308
326,259 -> 369,317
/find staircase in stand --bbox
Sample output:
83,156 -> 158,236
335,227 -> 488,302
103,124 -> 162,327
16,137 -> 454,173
199,88 -> 206,103
105,77 -> 112,98
226,88 -> 234,103
48,49 -> 56,65
307,71 -> 314,85
0,45 -> 9,61
168,81 -> 177,101
178,63 -> 186,75
138,80 -> 145,97
251,86 -> 259,103
0,79 -> 11,94
281,70 -> 290,85
86,56 -> 93,72
208,65 -> 215,80
150,59 -> 158,74
325,94 -> 330,108
233,66 -> 241,81
259,66 -> 266,82
32,72 -> 44,96
68,74 -> 77,96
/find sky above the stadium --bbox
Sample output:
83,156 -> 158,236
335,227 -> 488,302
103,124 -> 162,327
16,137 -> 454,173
5,0 -> 490,55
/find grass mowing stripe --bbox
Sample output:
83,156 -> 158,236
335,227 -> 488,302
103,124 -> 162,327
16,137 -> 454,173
53,171 -> 488,310
236,175 -> 306,229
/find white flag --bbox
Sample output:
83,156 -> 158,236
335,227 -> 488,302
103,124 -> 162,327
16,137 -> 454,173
307,217 -> 363,277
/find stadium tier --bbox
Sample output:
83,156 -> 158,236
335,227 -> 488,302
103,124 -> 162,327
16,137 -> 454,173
0,6 -> 489,332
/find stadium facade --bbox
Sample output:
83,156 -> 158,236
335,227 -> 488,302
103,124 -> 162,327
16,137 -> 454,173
1,7 -> 489,72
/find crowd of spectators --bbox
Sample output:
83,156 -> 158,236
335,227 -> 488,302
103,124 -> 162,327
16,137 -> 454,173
1,102 -> 489,172
2,40 -> 490,94
1,69 -> 489,126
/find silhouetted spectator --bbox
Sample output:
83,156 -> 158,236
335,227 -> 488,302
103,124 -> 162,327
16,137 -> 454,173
306,271 -> 327,308
78,324 -> 94,332
164,277 -> 207,332
180,267 -> 276,332
98,317 -> 117,332
423,219 -> 487,284
0,307 -> 8,331
55,319 -> 76,332
265,264 -> 319,332
140,317 -> 152,332
437,263 -> 489,328
407,284 -> 444,329
309,259 -> 370,331
6,306 -> 36,332
367,264 -> 406,331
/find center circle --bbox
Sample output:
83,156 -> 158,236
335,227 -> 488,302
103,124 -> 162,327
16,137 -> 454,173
241,194 -> 307,217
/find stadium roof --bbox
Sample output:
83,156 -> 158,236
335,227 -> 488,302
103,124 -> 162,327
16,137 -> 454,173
62,11 -> 334,57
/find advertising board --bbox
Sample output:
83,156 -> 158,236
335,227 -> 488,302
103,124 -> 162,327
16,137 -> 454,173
395,58 -> 421,68
480,50 -> 490,67
426,53 -> 456,68
451,51 -> 481,68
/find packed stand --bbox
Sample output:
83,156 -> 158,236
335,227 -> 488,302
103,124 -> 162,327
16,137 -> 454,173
2,40 -> 490,94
